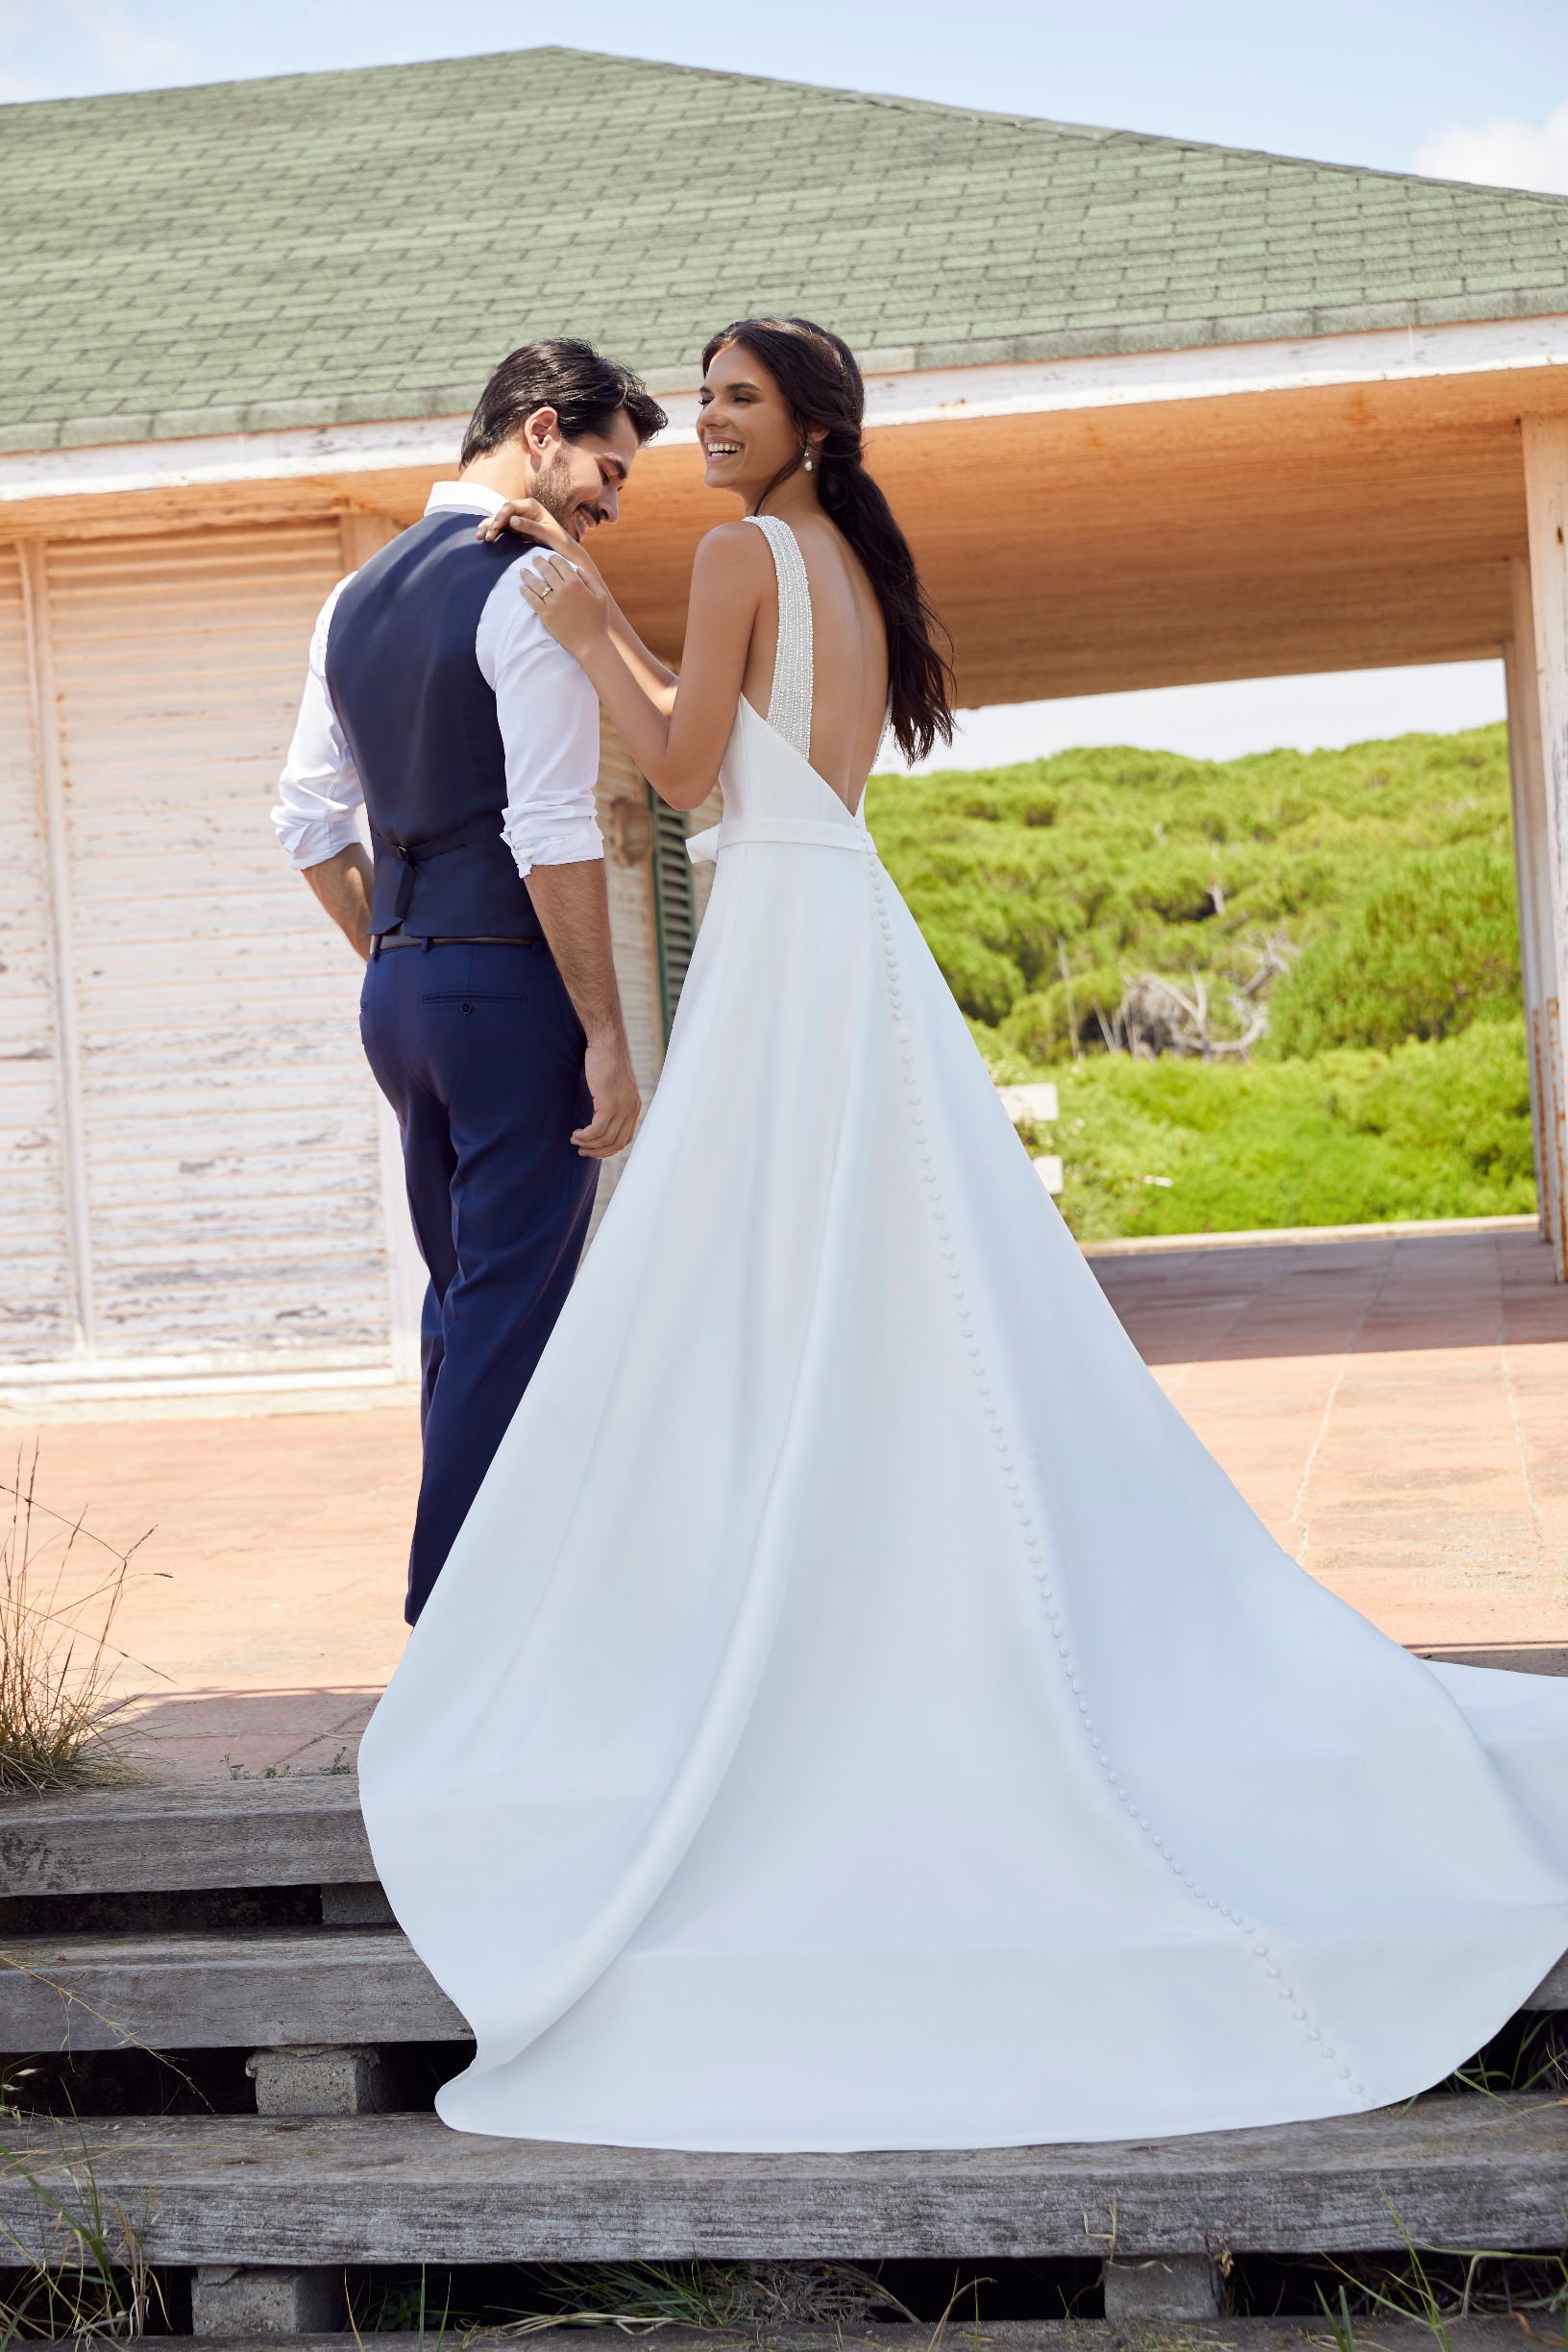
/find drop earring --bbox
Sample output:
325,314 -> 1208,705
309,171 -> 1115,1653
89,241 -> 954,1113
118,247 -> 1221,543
802,443 -> 814,473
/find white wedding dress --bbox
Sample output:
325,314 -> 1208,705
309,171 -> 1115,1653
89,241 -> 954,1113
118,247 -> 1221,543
358,515 -> 1568,2153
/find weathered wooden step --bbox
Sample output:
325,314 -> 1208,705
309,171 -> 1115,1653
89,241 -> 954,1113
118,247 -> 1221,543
3,1926 -> 1564,2057
0,1927 -> 464,2048
4,1780 -> 1566,2021
0,2098 -> 1562,2263
1530,1949 -> 1568,2005
0,1779 -> 374,1897
120,2329 -> 1556,2352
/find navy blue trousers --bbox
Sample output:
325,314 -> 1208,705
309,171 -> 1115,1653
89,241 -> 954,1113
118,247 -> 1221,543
360,942 -> 598,1625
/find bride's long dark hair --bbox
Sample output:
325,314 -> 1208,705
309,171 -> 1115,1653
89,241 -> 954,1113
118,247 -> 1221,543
701,316 -> 954,765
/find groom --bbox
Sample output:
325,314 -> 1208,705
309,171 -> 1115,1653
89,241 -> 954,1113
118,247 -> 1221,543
273,340 -> 668,1624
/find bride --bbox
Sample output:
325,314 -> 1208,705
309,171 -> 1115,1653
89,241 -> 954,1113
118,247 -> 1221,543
357,315 -> 1568,2153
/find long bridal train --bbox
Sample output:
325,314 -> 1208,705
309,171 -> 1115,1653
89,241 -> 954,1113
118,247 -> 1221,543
358,517 -> 1568,2153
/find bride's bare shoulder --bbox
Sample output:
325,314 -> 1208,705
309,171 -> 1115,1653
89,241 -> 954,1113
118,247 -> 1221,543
692,518 -> 773,582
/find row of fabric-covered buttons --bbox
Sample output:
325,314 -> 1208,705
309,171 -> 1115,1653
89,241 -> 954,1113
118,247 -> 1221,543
860,853 -> 1366,2101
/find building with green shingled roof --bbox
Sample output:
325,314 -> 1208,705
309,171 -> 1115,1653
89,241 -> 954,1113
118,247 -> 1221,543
4,45 -> 1568,449
6,44 -> 1568,1402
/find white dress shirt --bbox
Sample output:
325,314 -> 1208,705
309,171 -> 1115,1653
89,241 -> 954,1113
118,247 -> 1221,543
271,482 -> 602,878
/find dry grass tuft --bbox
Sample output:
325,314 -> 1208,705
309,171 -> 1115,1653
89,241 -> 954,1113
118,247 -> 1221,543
0,2102 -> 165,2340
0,1451 -> 156,1794
496,2261 -> 920,2336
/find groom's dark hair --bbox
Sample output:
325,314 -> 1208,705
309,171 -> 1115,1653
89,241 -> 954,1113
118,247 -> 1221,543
461,339 -> 666,464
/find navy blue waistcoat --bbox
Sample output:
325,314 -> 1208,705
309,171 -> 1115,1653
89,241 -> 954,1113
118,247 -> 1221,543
326,510 -> 545,939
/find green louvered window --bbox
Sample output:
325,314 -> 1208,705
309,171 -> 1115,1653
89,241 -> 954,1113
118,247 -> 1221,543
649,788 -> 698,1043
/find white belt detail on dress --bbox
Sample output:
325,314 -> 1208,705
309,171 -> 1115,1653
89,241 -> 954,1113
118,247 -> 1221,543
687,817 -> 874,864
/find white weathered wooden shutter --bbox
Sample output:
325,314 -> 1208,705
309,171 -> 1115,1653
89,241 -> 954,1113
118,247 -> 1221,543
0,547 -> 75,1361
585,724 -> 722,1238
41,523 -> 389,1368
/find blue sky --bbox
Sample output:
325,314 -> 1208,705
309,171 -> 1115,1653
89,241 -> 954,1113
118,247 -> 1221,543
7,0 -> 1567,172
6,0 -> 1562,763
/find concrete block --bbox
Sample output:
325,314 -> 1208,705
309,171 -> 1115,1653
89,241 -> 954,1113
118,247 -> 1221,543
1103,2255 -> 1221,2321
192,2265 -> 346,2336
246,2043 -> 388,2116
319,1880 -> 397,1926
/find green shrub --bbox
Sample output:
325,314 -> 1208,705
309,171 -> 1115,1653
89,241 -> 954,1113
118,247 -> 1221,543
867,724 -> 1518,1053
1265,841 -> 1521,1057
1012,1019 -> 1535,1242
872,724 -> 1537,1239
919,927 -> 1028,1028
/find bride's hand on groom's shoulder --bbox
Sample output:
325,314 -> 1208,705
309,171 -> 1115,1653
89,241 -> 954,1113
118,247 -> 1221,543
476,495 -> 560,546
476,498 -> 599,573
520,551 -> 611,658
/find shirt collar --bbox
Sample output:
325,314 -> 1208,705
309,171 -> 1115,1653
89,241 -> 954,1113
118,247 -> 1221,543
424,479 -> 507,519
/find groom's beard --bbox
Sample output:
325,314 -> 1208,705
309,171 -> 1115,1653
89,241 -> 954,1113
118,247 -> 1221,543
533,449 -> 597,543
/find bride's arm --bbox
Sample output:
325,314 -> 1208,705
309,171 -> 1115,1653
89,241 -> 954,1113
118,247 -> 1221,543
478,499 -> 679,707
521,525 -> 767,811
603,612 -> 680,714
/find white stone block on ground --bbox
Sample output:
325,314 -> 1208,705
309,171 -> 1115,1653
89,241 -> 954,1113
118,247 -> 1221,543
997,1082 -> 1060,1123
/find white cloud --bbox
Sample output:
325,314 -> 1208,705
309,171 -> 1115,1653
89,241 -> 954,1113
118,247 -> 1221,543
1415,102 -> 1568,195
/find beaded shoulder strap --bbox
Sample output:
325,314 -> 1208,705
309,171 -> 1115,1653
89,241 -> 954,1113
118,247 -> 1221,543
745,514 -> 814,762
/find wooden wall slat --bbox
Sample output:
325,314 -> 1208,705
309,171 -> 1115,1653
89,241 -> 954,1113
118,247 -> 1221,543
45,525 -> 390,1360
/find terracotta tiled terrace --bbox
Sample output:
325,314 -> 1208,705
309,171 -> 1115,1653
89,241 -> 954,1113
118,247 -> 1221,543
8,1224 -> 1565,1784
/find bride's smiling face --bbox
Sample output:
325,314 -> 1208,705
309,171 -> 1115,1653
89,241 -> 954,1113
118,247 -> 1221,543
697,341 -> 801,502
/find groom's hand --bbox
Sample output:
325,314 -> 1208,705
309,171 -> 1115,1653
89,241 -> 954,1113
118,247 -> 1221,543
523,860 -> 641,1160
576,1027 -> 642,1159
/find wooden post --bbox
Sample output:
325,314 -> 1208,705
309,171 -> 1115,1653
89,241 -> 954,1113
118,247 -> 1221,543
16,540 -> 97,1355
1520,419 -> 1568,1280
1505,564 -> 1565,1264
337,508 -> 427,1383
1504,633 -> 1546,1229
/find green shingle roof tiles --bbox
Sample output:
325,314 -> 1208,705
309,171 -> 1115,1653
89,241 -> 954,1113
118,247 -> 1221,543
4,42 -> 1568,453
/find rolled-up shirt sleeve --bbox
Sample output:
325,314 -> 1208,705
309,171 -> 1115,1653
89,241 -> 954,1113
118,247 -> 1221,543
479,550 -> 603,876
271,578 -> 365,870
